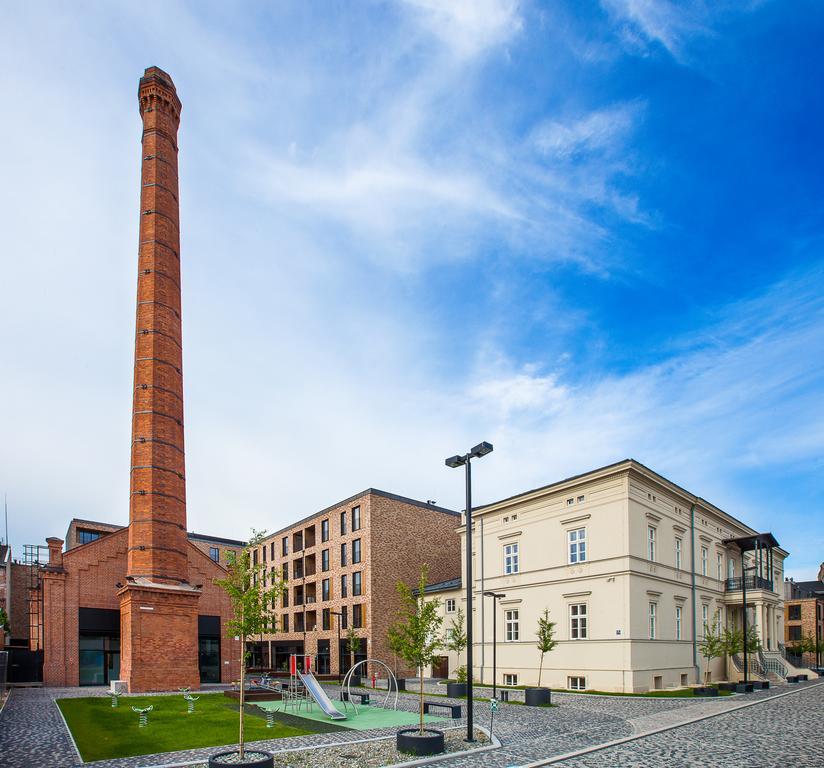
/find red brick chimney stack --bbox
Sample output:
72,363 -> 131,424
127,66 -> 189,585
119,68 -> 200,692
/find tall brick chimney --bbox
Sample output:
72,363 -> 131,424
118,67 -> 200,692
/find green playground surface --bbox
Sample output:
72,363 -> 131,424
255,700 -> 446,731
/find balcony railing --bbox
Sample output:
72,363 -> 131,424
725,575 -> 773,592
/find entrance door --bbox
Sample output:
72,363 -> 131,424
432,656 -> 449,679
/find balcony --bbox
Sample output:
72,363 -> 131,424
725,575 -> 774,592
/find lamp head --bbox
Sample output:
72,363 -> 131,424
445,454 -> 466,468
470,441 -> 493,458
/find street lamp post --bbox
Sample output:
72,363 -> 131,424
483,591 -> 506,700
331,610 -> 343,685
446,441 -> 493,743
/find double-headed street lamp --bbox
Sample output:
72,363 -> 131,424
445,441 -> 493,743
483,591 -> 506,700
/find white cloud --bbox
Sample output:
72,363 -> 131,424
400,0 -> 523,58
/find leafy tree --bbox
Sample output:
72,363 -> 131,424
789,634 -> 818,664
536,608 -> 558,688
699,617 -> 725,684
386,565 -> 444,735
346,625 -> 360,676
214,530 -> 284,760
444,609 -> 467,683
745,624 -> 761,653
0,607 -> 9,633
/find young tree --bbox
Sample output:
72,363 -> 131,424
386,565 -> 444,735
214,530 -> 284,760
444,608 -> 468,683
536,608 -> 558,688
698,616 -> 725,685
346,625 -> 360,677
722,626 -> 743,678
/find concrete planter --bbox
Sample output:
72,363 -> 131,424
396,728 -> 445,756
693,686 -> 719,696
524,687 -> 551,706
208,750 -> 274,767
396,678 -> 406,691
446,682 -> 468,698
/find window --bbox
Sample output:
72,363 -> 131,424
253,549 -> 259,566
701,546 -> 708,576
675,537 -> 682,570
77,529 -> 100,545
568,528 -> 587,564
728,557 -> 735,579
322,578 -> 330,601
716,553 -> 723,580
647,526 -> 656,561
340,511 -> 347,535
322,608 -> 331,631
505,609 -> 519,641
282,536 -> 289,556
282,614 -> 289,632
353,571 -> 362,596
282,589 -> 289,608
282,562 -> 289,581
321,519 -> 329,542
353,604 -> 364,628
352,505 -> 361,531
445,599 -> 456,613
321,548 -> 330,572
649,602 -> 657,639
676,605 -> 683,640
702,604 -> 709,635
566,498 -> 574,506
577,495 -> 585,503
262,544 -> 267,563
340,543 -> 348,566
341,605 -> 348,629
788,604 -> 801,621
503,673 -> 519,686
270,542 -> 275,560
503,542 -> 519,574
341,574 -> 348,598
209,546 -> 220,562
788,625 -> 802,641
570,603 -> 588,639
568,676 -> 586,690
352,538 -> 362,564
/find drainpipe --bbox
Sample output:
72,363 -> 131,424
479,516 -> 485,684
690,503 -> 699,683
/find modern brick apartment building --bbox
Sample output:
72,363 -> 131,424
784,568 -> 824,669
26,67 -> 240,692
247,490 -> 460,678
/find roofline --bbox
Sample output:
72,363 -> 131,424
262,488 -> 458,542
68,518 -> 125,530
421,578 -> 462,594
471,458 -> 789,553
187,531 -> 247,547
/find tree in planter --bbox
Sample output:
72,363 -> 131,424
536,608 -> 558,688
444,608 -> 468,683
722,626 -> 744,678
698,617 -> 725,685
387,565 -> 444,735
788,634 -> 817,666
214,530 -> 284,761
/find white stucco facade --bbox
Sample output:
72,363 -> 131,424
428,460 -> 788,693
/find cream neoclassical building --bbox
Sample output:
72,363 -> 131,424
427,460 -> 794,693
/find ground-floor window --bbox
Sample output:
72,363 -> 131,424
503,673 -> 518,686
78,607 -> 120,686
568,676 -> 586,690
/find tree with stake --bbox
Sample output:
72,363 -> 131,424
698,616 -> 725,685
214,530 -> 284,764
346,625 -> 360,683
536,608 -> 557,688
388,566 -> 445,755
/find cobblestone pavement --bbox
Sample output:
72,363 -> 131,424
0,681 -> 820,767
558,680 -> 824,768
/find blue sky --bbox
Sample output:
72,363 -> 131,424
0,1 -> 821,578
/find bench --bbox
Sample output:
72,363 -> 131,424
340,691 -> 371,704
423,701 -> 461,719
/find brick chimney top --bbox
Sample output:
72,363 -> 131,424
46,537 -> 64,568
138,66 -> 181,117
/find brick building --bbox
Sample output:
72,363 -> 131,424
29,67 -> 240,691
784,565 -> 824,669
247,489 -> 460,678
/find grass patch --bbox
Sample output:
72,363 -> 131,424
56,693 -> 330,762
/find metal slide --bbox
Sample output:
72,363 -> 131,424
297,670 -> 347,720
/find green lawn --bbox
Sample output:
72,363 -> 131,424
56,694 -> 331,762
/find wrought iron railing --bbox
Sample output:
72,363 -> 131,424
758,650 -> 788,679
725,575 -> 774,592
731,653 -> 766,678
